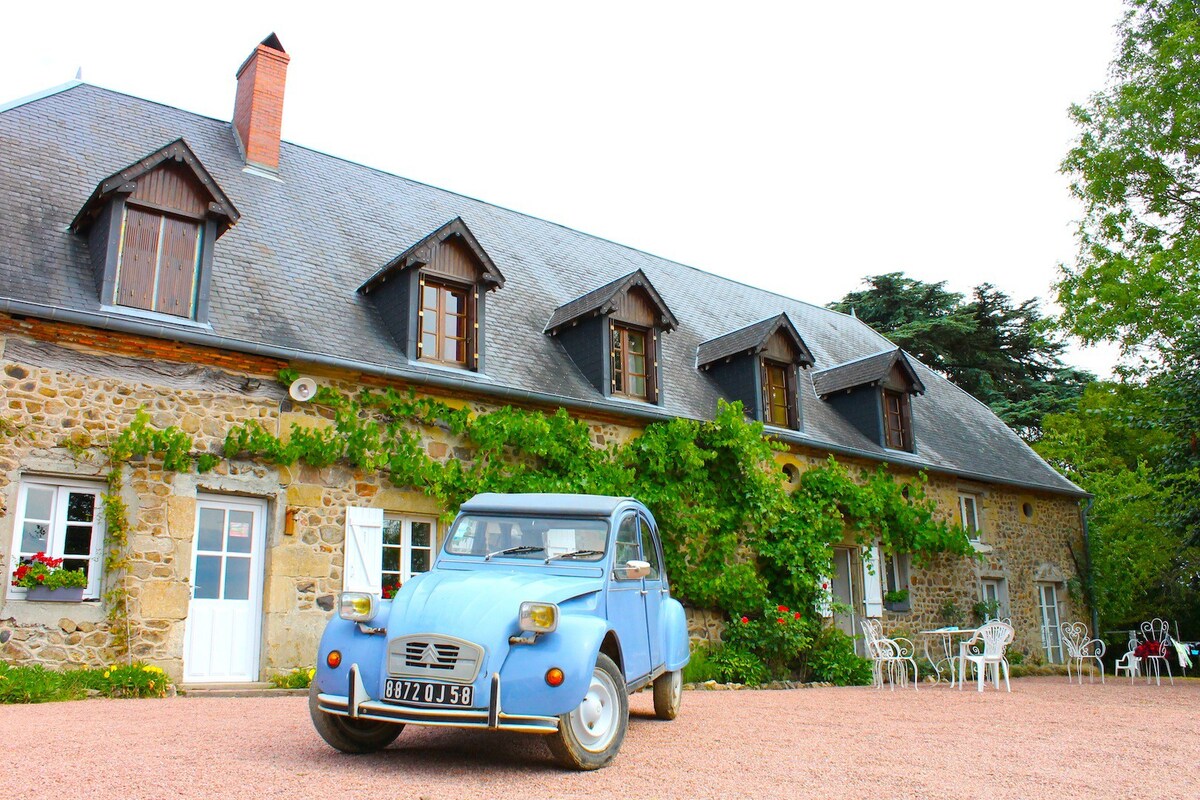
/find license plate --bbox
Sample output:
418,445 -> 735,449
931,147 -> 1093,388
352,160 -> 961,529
383,678 -> 474,708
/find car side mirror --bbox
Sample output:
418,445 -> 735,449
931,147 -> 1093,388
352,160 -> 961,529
623,560 -> 651,580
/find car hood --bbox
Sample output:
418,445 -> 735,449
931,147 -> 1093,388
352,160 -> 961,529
386,568 -> 601,654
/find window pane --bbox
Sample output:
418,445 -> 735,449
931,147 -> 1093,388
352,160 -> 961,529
64,525 -> 92,555
411,522 -> 431,548
62,558 -> 89,578
629,375 -> 646,398
66,492 -> 95,522
223,557 -> 251,600
421,332 -> 438,355
639,525 -> 661,580
410,549 -> 430,574
197,508 -> 225,551
627,331 -> 645,355
226,511 -> 253,554
21,521 -> 49,553
444,290 -> 463,315
443,338 -> 463,363
24,486 -> 53,522
615,515 -> 640,572
422,285 -> 437,309
628,353 -> 646,375
382,546 -> 400,573
194,555 -> 221,599
383,521 -> 402,546
421,311 -> 437,333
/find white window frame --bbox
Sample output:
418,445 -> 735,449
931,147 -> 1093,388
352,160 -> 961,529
382,514 -> 438,591
1037,582 -> 1063,664
958,494 -> 980,541
980,577 -> 1007,620
8,478 -> 105,600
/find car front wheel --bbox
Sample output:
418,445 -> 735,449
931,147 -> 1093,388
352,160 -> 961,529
547,653 -> 628,770
652,669 -> 682,720
308,683 -> 403,754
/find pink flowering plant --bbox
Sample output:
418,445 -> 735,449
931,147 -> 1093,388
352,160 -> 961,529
11,553 -> 87,591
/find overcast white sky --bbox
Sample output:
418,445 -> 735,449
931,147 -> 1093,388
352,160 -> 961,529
1,1 -> 1126,375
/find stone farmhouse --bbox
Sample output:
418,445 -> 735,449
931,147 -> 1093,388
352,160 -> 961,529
0,36 -> 1088,684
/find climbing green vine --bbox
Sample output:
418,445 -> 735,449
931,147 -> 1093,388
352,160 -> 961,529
26,370 -> 972,659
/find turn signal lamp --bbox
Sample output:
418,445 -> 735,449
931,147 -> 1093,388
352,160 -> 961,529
545,667 -> 565,687
326,650 -> 342,669
339,592 -> 378,622
519,601 -> 559,634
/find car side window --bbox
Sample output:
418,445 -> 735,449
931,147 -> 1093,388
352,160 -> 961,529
613,514 -> 641,581
638,517 -> 661,581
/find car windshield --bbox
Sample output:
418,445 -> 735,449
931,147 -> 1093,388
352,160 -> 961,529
444,514 -> 609,561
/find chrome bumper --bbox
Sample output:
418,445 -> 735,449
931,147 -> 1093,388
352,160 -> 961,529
316,664 -> 559,735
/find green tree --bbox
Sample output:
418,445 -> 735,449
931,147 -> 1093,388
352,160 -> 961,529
1058,0 -> 1200,353
830,273 -> 1092,439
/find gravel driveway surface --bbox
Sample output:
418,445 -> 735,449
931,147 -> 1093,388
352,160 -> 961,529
2,676 -> 1196,799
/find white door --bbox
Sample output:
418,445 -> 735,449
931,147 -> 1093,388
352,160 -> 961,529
1037,583 -> 1062,664
183,496 -> 266,683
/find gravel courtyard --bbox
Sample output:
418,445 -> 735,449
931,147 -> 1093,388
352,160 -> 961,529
2,676 -> 1196,799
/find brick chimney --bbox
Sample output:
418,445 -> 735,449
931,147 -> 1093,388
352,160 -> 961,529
232,33 -> 290,172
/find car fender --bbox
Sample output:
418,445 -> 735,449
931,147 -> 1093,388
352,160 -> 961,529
498,614 -> 610,717
660,596 -> 691,672
313,614 -> 388,697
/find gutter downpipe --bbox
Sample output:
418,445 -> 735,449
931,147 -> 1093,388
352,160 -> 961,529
0,297 -> 1088,499
1081,497 -> 1099,636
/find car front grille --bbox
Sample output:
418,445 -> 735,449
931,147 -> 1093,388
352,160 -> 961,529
388,634 -> 483,683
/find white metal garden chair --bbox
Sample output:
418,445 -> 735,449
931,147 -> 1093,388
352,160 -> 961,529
1113,631 -> 1140,682
1060,621 -> 1105,684
958,620 -> 1014,692
860,619 -> 918,690
1137,618 -> 1174,686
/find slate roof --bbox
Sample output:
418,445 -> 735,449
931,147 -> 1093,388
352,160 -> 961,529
697,314 -> 814,369
0,82 -> 1084,497
812,348 -> 926,397
544,269 -> 678,334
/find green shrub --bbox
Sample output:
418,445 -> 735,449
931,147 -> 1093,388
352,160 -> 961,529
682,643 -> 719,683
102,664 -> 170,698
269,667 -> 315,689
808,628 -> 873,686
721,602 -> 814,680
0,662 -> 76,703
709,646 -> 767,685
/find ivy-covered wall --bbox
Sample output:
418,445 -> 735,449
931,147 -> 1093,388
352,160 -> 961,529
0,318 -> 1087,680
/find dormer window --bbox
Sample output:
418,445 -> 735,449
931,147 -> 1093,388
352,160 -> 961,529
70,139 -> 239,324
698,314 -> 813,430
546,270 -> 677,405
419,277 -> 471,366
611,324 -> 650,400
883,389 -> 912,450
359,217 -> 505,373
813,348 -> 925,452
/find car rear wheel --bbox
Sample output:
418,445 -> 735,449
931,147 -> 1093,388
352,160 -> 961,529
547,653 -> 628,770
308,683 -> 403,754
652,669 -> 682,720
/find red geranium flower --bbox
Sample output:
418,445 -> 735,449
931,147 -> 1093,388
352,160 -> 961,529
777,604 -> 789,613
740,616 -> 749,624
793,611 -> 801,620
777,617 -> 786,624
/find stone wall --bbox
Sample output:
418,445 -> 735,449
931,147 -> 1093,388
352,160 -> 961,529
0,316 -> 1088,681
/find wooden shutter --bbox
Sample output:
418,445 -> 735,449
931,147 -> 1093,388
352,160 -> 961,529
343,507 -> 384,594
117,207 -> 162,311
861,545 -> 884,617
155,217 -> 201,317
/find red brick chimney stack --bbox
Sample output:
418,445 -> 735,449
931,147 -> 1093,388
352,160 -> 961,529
233,33 -> 290,172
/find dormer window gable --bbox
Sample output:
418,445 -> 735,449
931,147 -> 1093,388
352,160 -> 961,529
358,217 -> 505,372
812,348 -> 925,452
545,269 -> 677,404
70,139 -> 239,324
697,313 -> 814,430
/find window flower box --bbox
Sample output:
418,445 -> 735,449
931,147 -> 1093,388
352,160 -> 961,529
25,586 -> 85,602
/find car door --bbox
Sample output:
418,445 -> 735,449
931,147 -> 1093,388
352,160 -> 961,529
607,512 -> 652,682
639,514 -> 666,670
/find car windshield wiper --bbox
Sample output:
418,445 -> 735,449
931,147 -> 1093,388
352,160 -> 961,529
485,545 -> 544,561
545,549 -> 605,562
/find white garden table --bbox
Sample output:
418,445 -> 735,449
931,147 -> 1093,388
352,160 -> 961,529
920,627 -> 979,687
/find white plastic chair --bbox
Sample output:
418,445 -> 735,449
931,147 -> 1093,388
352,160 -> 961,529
1113,631 -> 1140,682
959,620 -> 1014,692
1060,621 -> 1105,684
1138,618 -> 1174,686
860,619 -> 918,690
